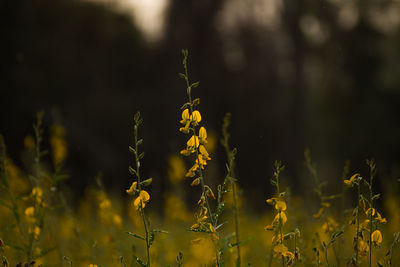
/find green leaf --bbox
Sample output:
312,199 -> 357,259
126,231 -> 145,240
138,152 -> 145,160
137,139 -> 143,146
372,194 -> 380,200
129,146 -> 136,154
192,98 -> 200,106
191,82 -> 200,88
128,167 -> 137,176
178,73 -> 186,79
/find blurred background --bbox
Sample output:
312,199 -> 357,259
1,0 -> 400,210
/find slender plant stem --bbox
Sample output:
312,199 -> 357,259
134,120 -> 151,267
356,182 -> 360,265
232,182 -> 241,266
182,53 -> 219,266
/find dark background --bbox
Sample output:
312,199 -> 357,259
1,0 -> 400,209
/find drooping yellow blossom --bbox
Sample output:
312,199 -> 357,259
191,207 -> 208,229
344,173 -> 359,186
199,126 -> 208,144
185,163 -> 199,177
359,240 -> 369,256
376,212 -> 387,224
275,200 -> 287,211
126,181 -> 137,195
273,211 -> 287,225
209,223 -> 218,240
187,135 -> 200,148
371,230 -> 382,246
133,190 -> 150,210
25,206 -> 35,218
273,243 -> 294,259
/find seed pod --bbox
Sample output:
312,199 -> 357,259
191,178 -> 200,186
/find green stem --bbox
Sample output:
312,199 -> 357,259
232,182 -> 241,266
356,183 -> 360,265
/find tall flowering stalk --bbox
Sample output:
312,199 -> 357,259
265,161 -> 295,267
221,113 -> 241,266
126,112 -> 154,267
344,160 -> 386,267
178,49 -> 218,263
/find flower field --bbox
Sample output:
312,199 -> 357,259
0,51 -> 399,267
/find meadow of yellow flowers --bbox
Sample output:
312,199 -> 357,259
0,50 -> 399,267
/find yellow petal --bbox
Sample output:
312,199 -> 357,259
133,196 -> 141,210
140,190 -> 150,202
126,181 -> 137,194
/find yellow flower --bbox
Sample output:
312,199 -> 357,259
199,145 -> 211,161
187,135 -> 200,149
133,190 -> 150,210
180,109 -> 201,125
359,240 -> 369,256
199,127 -> 208,144
344,173 -> 359,186
25,206 -> 36,224
371,230 -> 382,246
185,163 -> 199,177
273,243 -> 289,258
180,109 -> 190,124
275,201 -> 287,211
89,264 -> 98,267
273,211 -> 287,225
126,181 -> 137,195
25,206 -> 35,217
376,212 -> 387,224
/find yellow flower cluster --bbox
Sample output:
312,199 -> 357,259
126,180 -> 151,210
265,198 -> 296,262
179,109 -> 211,178
264,198 -> 287,230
